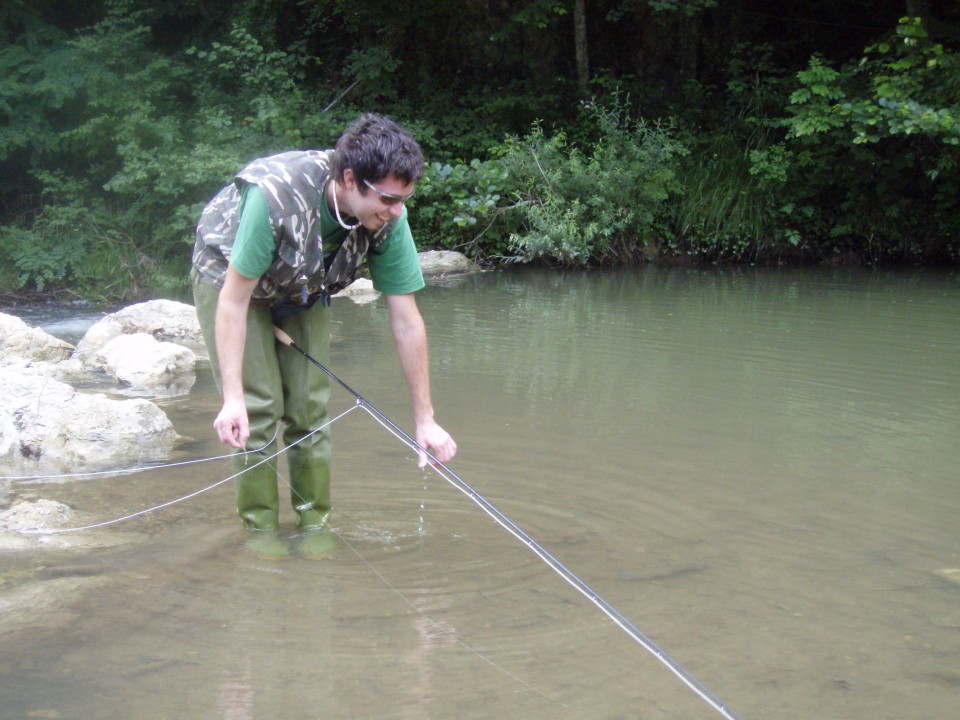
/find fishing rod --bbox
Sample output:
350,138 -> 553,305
274,327 -> 743,720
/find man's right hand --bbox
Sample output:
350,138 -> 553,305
214,397 -> 250,449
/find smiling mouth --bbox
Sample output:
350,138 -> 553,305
362,215 -> 388,230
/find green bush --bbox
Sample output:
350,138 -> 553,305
668,132 -> 810,262
0,202 -> 150,300
496,98 -> 682,265
775,17 -> 960,262
412,158 -> 517,261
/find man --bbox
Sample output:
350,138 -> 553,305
192,114 -> 457,557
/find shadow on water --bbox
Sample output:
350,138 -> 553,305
2,266 -> 960,719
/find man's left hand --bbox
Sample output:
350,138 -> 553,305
415,420 -> 457,468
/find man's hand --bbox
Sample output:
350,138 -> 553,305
415,419 -> 457,468
213,397 -> 250,449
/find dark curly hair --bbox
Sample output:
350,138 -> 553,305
329,114 -> 424,191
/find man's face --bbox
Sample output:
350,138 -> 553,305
343,170 -> 415,231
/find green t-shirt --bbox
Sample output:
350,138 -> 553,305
231,183 -> 424,295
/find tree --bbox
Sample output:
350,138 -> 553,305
574,0 -> 589,94
768,17 -> 960,259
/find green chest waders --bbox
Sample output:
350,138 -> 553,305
193,279 -> 332,531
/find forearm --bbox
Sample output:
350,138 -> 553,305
391,310 -> 435,423
215,297 -> 249,403
215,267 -> 257,404
386,293 -> 457,466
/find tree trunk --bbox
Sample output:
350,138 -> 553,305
678,11 -> 700,85
573,0 -> 589,94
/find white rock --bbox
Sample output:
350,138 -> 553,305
92,333 -> 196,395
75,316 -> 124,358
335,278 -> 380,304
0,369 -> 179,470
0,499 -> 73,532
75,299 -> 204,359
418,250 -> 477,275
0,407 -> 18,461
0,312 -> 75,363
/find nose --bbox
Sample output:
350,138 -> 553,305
388,201 -> 405,218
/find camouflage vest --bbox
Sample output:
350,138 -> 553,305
192,150 -> 395,305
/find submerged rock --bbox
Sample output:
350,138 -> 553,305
936,568 -> 960,586
0,499 -> 73,533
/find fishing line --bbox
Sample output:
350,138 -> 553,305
0,427 -> 285,483
275,327 -> 743,720
19,407 -> 359,535
2,451 -> 251,483
5,330 -> 743,717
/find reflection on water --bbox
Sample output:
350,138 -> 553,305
1,266 -> 959,719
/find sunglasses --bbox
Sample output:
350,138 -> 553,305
363,178 -> 414,206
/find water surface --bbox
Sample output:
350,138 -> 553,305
1,266 -> 958,719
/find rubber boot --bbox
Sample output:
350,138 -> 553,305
288,458 -> 332,531
234,459 -> 281,531
245,529 -> 291,559
288,458 -> 337,558
297,528 -> 338,559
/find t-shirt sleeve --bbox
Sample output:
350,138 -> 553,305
230,184 -> 275,279
367,208 -> 425,295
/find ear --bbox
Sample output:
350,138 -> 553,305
342,167 -> 358,191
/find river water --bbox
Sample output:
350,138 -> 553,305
1,266 -> 958,719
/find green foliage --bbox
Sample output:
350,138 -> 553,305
0,201 -> 154,300
786,20 -> 960,146
413,159 -> 516,260
186,24 -> 315,142
644,0 -> 718,16
490,0 -> 568,39
497,97 -> 682,265
724,42 -> 794,123
0,4 -> 332,300
2,225 -> 81,294
775,17 -> 960,261
670,134 -> 805,261
411,94 -> 685,266
786,57 -> 847,135
2,2 -> 960,303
